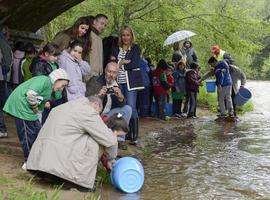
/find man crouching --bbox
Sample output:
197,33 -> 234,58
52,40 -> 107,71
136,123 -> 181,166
26,96 -> 128,192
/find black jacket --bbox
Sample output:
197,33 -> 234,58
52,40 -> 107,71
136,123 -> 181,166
96,75 -> 126,112
111,44 -> 144,90
30,55 -> 58,76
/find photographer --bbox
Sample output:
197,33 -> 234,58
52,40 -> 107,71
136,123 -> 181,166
96,62 -> 132,133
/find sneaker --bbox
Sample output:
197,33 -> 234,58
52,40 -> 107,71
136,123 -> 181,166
165,116 -> 171,121
187,115 -> 198,119
175,113 -> 182,118
217,114 -> 227,118
129,140 -> 138,145
181,113 -> 187,118
0,132 -> 8,138
22,162 -> 27,170
228,112 -> 234,117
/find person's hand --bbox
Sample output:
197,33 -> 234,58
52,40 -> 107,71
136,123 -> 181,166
32,106 -> 39,114
175,86 -> 180,93
74,54 -> 82,63
119,59 -> 131,67
107,159 -> 116,171
97,86 -> 107,97
113,87 -> 124,101
217,85 -> 222,93
44,101 -> 51,109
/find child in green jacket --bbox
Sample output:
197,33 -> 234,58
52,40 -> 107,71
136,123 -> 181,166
3,69 -> 69,167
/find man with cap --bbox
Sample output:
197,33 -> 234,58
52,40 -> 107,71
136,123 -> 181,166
211,45 -> 234,65
3,69 -> 69,167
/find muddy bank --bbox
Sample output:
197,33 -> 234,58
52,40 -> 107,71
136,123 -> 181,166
0,111 -> 208,199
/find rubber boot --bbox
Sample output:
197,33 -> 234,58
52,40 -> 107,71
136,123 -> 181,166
130,118 -> 139,145
126,118 -> 133,141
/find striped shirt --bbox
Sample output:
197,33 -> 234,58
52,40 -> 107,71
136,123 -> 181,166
117,47 -> 130,84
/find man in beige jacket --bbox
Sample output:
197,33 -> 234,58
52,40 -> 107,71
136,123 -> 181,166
85,14 -> 108,96
26,96 -> 125,191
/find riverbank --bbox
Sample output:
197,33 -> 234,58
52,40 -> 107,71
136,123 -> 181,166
0,107 -> 213,199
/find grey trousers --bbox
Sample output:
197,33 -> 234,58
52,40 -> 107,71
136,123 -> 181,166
218,85 -> 234,115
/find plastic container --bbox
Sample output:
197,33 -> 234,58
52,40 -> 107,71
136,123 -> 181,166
151,103 -> 173,116
205,80 -> 216,93
234,87 -> 252,106
110,157 -> 144,193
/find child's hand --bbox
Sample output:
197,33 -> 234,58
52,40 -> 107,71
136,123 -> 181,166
74,55 -> 82,63
32,106 -> 39,114
44,102 -> 51,109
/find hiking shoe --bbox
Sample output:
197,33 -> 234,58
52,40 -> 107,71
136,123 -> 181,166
0,132 -> 8,138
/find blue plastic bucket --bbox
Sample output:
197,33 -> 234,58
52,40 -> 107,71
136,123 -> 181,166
234,87 -> 252,106
205,80 -> 216,93
110,157 -> 144,193
151,103 -> 173,116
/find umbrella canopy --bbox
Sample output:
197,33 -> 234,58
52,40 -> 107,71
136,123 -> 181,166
164,30 -> 196,46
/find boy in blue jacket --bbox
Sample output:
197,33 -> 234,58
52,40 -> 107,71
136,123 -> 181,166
208,57 -> 234,117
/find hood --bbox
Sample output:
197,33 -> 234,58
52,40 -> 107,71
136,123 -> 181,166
61,49 -> 76,62
183,39 -> 192,48
216,60 -> 229,70
13,50 -> 25,59
49,68 -> 70,84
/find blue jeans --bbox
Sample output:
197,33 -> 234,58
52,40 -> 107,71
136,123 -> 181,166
138,86 -> 151,117
119,83 -> 138,118
15,118 -> 41,160
42,98 -> 64,125
105,105 -> 132,124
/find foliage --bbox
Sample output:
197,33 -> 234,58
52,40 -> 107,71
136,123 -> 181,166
46,0 -> 270,79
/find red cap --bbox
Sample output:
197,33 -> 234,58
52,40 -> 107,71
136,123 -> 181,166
211,45 -> 220,54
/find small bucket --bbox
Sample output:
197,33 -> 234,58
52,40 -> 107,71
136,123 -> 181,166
234,87 -> 252,106
110,157 -> 144,193
205,80 -> 216,93
151,102 -> 173,116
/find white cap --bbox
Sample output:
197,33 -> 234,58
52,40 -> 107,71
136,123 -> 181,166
49,69 -> 70,84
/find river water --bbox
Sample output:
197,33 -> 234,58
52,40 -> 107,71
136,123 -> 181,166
101,81 -> 270,200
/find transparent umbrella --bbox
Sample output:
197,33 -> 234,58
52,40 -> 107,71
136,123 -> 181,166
163,30 -> 196,46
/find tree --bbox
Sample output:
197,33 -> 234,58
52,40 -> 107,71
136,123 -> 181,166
46,0 -> 270,79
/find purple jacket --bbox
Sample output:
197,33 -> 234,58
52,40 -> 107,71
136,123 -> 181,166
58,50 -> 91,101
185,69 -> 201,93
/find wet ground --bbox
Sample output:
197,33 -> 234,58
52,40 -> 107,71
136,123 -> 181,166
0,81 -> 270,200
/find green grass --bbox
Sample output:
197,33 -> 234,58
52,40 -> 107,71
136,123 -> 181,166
0,175 -> 101,200
198,83 -> 254,114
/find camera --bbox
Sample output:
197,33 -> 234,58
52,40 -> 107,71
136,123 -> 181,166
106,87 -> 114,94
